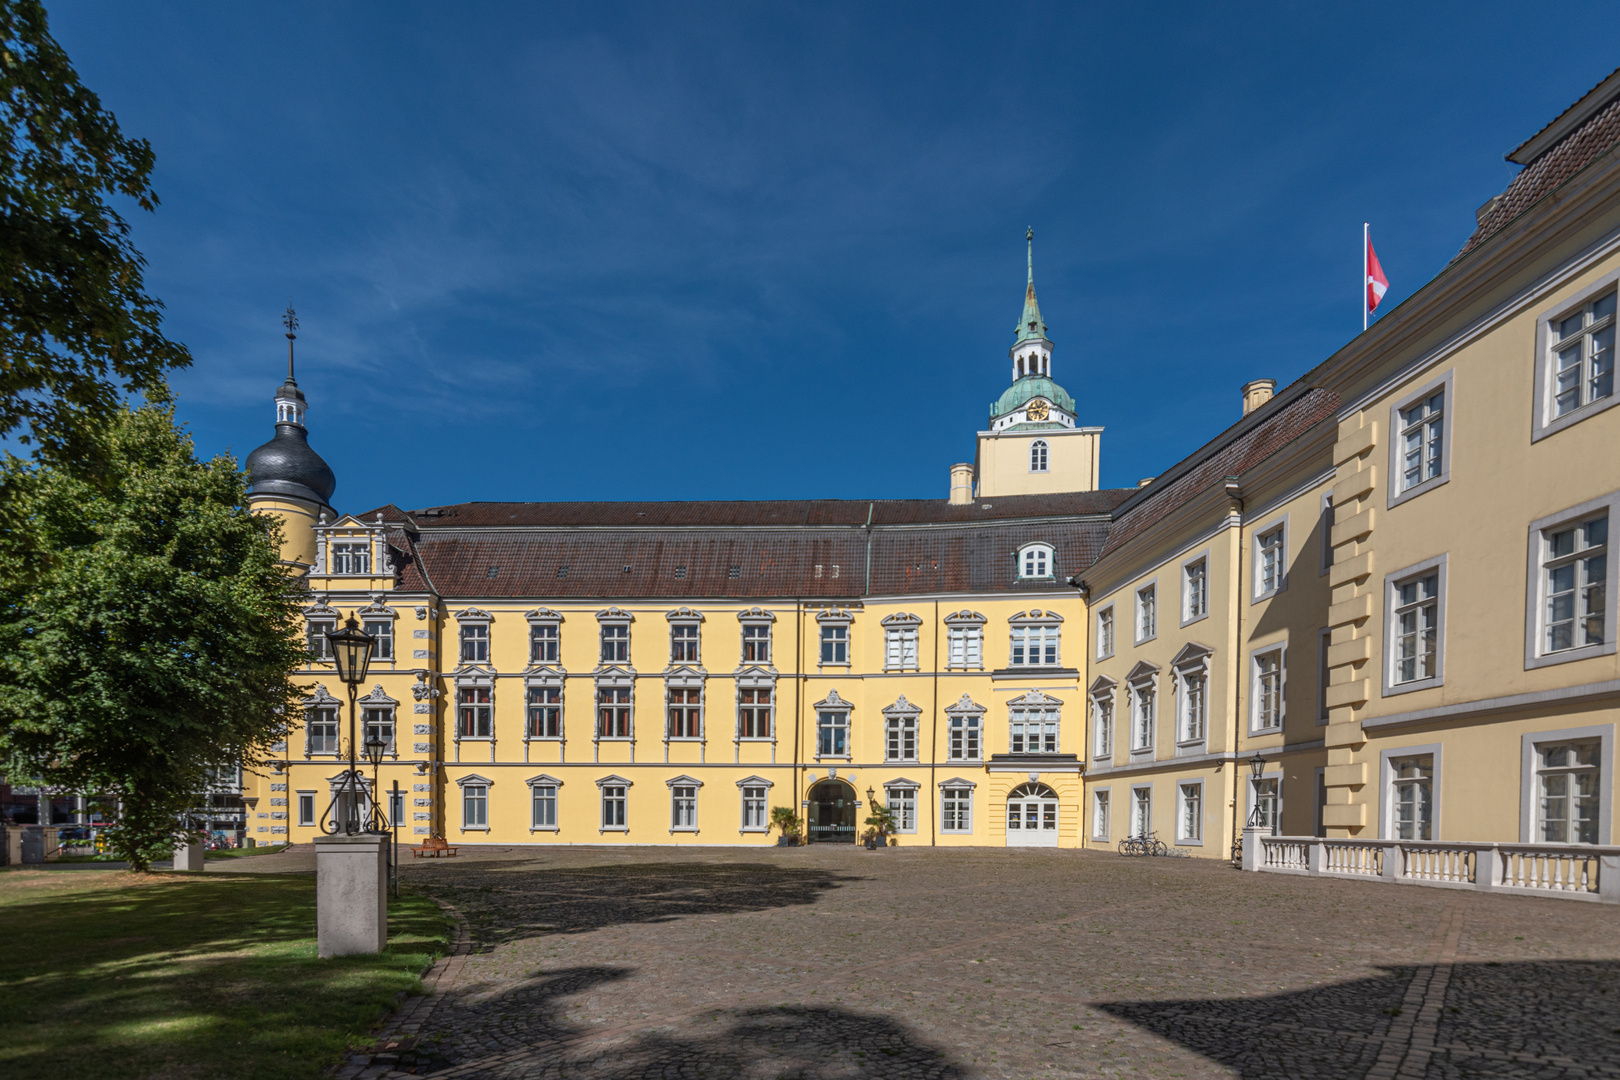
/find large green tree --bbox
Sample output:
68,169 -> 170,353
0,407 -> 308,869
0,0 -> 191,465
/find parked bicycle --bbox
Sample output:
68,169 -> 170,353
1117,832 -> 1169,857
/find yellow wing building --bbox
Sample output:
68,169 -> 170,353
243,73 -> 1620,881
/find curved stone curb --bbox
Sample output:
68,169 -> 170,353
332,897 -> 473,1080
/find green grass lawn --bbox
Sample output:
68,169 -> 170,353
206,843 -> 290,859
0,868 -> 446,1079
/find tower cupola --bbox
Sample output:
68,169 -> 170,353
245,306 -> 336,510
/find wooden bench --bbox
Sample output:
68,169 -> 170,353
412,835 -> 458,858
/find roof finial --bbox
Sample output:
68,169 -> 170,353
282,303 -> 299,384
1026,226 -> 1034,284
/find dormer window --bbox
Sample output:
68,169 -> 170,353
331,542 -> 370,575
1018,543 -> 1054,579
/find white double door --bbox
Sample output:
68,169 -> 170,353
1005,796 -> 1059,847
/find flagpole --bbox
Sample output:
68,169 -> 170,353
1363,222 -> 1370,332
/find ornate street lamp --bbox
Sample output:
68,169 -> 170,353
363,733 -> 388,834
319,617 -> 375,836
1245,752 -> 1267,828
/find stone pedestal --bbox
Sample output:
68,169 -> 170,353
315,834 -> 388,958
172,839 -> 206,872
1240,826 -> 1265,872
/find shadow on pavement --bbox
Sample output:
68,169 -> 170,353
410,860 -> 859,944
398,965 -> 963,1079
1097,960 -> 1620,1079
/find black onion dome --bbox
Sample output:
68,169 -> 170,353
245,421 -> 336,506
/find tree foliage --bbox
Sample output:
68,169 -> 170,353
0,407 -> 307,869
0,0 -> 191,463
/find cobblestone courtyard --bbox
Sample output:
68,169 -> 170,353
243,845 -> 1620,1079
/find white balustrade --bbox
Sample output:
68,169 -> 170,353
1496,845 -> 1601,895
1261,837 -> 1310,871
1401,844 -> 1474,884
1321,840 -> 1385,877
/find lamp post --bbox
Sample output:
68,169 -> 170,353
321,617 -> 375,836
1245,752 -> 1267,828
363,733 -> 388,835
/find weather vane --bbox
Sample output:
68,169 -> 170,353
283,303 -> 299,382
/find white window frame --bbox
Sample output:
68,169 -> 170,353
1383,554 -> 1447,697
359,602 -> 397,662
1091,787 -> 1110,841
457,774 -> 492,831
1007,691 -> 1061,755
1096,604 -> 1116,659
456,608 -> 493,665
1377,744 -> 1441,842
939,779 -> 975,834
813,689 -> 852,760
1129,783 -> 1153,838
883,696 -> 921,762
296,790 -> 316,827
1029,439 -> 1049,473
330,539 -> 371,576
664,678 -> 704,742
881,612 -> 922,672
1252,517 -> 1289,602
1249,642 -> 1286,734
944,610 -> 986,671
525,677 -> 563,740
1533,270 -> 1620,442
1089,678 -> 1116,761
1127,663 -> 1158,754
884,781 -> 919,834
737,775 -> 773,833
667,608 -> 703,665
1176,780 -> 1204,845
738,608 -> 775,665
455,682 -> 494,741
1170,644 -> 1212,750
304,606 -> 337,661
594,676 -> 633,741
1180,551 -> 1209,626
525,608 -> 563,665
1524,490 -> 1620,670
1519,724 -> 1613,844
1247,771 -> 1283,836
1017,542 -> 1055,580
944,693 -> 984,762
528,774 -> 561,831
1134,582 -> 1158,644
667,775 -> 701,833
598,608 -> 633,665
596,775 -> 631,833
816,610 -> 852,667
1387,370 -> 1455,508
1008,610 -> 1062,668
736,676 -> 776,742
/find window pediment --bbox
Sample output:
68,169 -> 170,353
526,773 -> 563,788
357,596 -> 396,618
815,608 -> 855,624
455,773 -> 494,787
596,606 -> 634,622
665,774 -> 703,788
737,607 -> 776,623
734,666 -> 776,686
595,774 -> 633,788
884,777 -> 921,791
944,609 -> 987,626
594,666 -> 635,685
304,601 -> 339,619
1007,688 -> 1063,707
666,607 -> 704,622
1126,660 -> 1161,684
1088,674 -> 1118,694
883,694 -> 922,717
1171,642 -> 1216,668
305,683 -> 341,707
664,666 -> 705,686
358,685 -> 398,706
454,666 -> 496,685
524,668 -> 565,687
813,688 -> 852,711
938,777 -> 978,791
1010,608 -> 1064,625
881,611 -> 923,627
453,606 -> 492,623
735,774 -> 774,788
524,607 -> 564,624
945,693 -> 986,716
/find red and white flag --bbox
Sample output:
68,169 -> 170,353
1364,224 -> 1388,328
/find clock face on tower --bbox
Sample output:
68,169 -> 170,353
1026,399 -> 1050,421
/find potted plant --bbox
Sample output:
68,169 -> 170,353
770,806 -> 803,846
862,799 -> 897,850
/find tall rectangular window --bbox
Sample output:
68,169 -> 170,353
1392,571 -> 1441,684
738,687 -> 772,738
1178,671 -> 1206,743
532,784 -> 557,828
886,713 -> 918,760
820,624 -> 848,664
1131,787 -> 1151,838
306,708 -> 338,754
670,624 -> 699,663
671,786 -> 697,830
1251,778 -> 1280,835
885,626 -> 919,670
1183,559 -> 1207,621
362,708 -> 394,752
1009,706 -> 1058,754
331,542 -> 370,574
1536,741 -> 1600,844
1399,390 -> 1445,493
306,619 -> 335,660
460,624 -> 489,663
949,712 -> 981,760
1257,526 -> 1286,597
941,787 -> 972,832
297,792 -> 316,826
458,688 -> 492,737
667,687 -> 701,738
741,786 -> 767,830
1252,649 -> 1284,731
948,625 -> 983,668
1551,291 -> 1615,418
885,787 -> 916,833
1131,683 -> 1155,750
1391,755 -> 1433,841
1544,514 -> 1607,654
1093,695 -> 1114,757
817,710 -> 848,757
364,620 -> 394,660
742,623 -> 771,663
530,623 -> 559,663
597,686 -> 631,738
390,790 -> 404,830
1178,783 -> 1202,842
527,686 -> 561,737
1011,624 -> 1059,666
1136,586 -> 1156,641
462,784 -> 488,828
600,623 -> 629,663
1092,790 -> 1110,840
1097,608 -> 1115,657
601,785 -> 627,828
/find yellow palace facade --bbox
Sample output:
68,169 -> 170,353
243,74 -> 1620,876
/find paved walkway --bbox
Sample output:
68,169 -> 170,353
253,844 -> 1620,1079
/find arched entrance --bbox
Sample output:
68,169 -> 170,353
1006,782 -> 1059,847
807,779 -> 858,844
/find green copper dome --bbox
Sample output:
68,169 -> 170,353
991,374 -> 1075,420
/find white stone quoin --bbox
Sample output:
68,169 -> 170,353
315,834 -> 388,958
172,839 -> 206,872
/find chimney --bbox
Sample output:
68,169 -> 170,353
1241,378 -> 1276,416
949,463 -> 974,505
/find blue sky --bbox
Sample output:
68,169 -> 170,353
51,2 -> 1620,512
